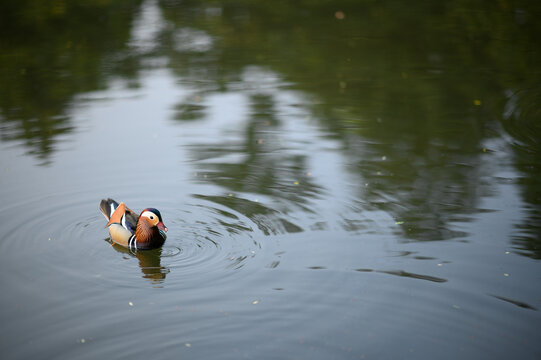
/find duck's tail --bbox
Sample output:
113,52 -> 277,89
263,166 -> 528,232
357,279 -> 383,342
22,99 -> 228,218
99,198 -> 120,221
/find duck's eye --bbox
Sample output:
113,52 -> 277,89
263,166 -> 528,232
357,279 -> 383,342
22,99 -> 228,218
150,215 -> 154,220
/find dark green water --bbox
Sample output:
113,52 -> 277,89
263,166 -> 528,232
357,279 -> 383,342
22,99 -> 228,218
1,1 -> 540,359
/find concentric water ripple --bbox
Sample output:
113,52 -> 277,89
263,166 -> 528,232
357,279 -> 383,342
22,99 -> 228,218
0,191 -> 268,291
2,190 -> 537,360
153,200 -> 264,288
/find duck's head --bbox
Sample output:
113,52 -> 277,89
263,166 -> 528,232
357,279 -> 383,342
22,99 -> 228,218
139,208 -> 168,239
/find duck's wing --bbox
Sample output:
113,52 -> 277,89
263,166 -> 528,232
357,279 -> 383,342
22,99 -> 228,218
100,199 -> 137,232
105,202 -> 127,228
99,198 -> 120,221
101,201 -> 136,247
124,206 -> 139,232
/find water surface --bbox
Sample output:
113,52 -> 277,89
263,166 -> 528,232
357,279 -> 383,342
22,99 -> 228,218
1,1 -> 541,359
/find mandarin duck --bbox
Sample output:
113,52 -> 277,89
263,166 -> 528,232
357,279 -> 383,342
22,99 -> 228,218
99,198 -> 168,250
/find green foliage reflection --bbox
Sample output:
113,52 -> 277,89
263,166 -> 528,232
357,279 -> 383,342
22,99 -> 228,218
1,0 -> 540,255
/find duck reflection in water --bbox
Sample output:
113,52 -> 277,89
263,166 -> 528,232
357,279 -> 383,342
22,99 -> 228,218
109,242 -> 170,283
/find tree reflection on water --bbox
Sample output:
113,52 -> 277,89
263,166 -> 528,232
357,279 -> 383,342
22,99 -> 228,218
1,0 -> 540,256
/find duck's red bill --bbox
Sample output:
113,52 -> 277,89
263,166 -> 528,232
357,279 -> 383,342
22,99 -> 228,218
158,222 -> 168,232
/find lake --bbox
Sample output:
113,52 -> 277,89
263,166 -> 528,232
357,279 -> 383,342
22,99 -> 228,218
1,0 -> 540,359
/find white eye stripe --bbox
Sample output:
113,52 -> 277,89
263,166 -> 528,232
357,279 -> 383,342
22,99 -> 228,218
141,211 -> 158,221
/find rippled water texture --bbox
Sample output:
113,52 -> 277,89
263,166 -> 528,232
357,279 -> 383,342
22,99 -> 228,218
1,1 -> 541,359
